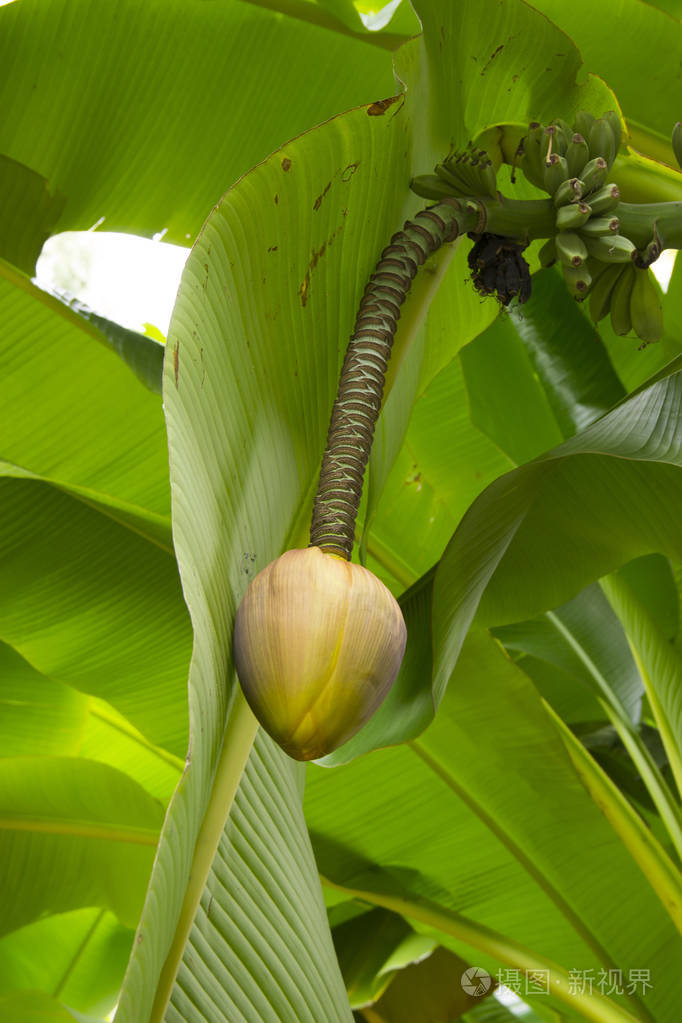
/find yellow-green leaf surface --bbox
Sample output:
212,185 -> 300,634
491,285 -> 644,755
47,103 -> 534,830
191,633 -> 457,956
0,272 -> 171,524
0,990 -> 99,1023
529,0 -> 682,161
0,757 -> 163,937
0,155 -> 64,273
0,480 -> 188,755
0,256 -> 189,991
0,0 -> 396,250
0,267 -> 192,754
0,642 -> 87,758
399,0 -> 618,174
432,362 -> 682,702
0,909 -> 133,1016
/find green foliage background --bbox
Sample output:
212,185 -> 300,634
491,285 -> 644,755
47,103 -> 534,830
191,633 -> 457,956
1,1 -> 682,1021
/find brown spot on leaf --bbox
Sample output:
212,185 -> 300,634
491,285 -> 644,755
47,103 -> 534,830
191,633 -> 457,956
281,157 -> 291,172
274,194 -> 279,204
481,44 -> 503,75
310,241 -> 327,274
298,223 -> 345,306
173,343 -> 180,387
341,162 -> 359,182
267,245 -> 278,253
313,181 -> 332,211
367,96 -> 398,116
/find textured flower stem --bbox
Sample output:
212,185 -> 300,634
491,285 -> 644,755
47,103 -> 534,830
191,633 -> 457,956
310,198 -> 479,558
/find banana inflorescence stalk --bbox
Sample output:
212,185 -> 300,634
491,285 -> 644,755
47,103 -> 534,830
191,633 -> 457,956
234,199 -> 479,760
310,199 -> 477,558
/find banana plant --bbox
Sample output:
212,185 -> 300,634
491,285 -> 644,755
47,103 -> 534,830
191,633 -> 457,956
2,1 -> 682,1022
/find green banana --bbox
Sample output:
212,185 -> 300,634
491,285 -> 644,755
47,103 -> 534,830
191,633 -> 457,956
553,177 -> 582,207
543,154 -> 570,195
437,156 -> 471,194
547,121 -> 570,156
538,237 -> 557,268
579,216 -> 620,238
562,263 -> 592,299
584,256 -> 611,286
588,263 -> 622,323
603,110 -> 623,157
587,183 -> 620,213
566,133 -> 590,177
588,118 -> 616,170
447,151 -> 498,198
521,122 -> 548,189
580,157 -> 608,194
556,202 -> 591,231
435,162 -> 462,188
630,268 -> 663,342
574,111 -> 596,140
609,263 -> 636,335
410,174 -> 459,200
556,231 -> 589,267
584,234 -> 636,262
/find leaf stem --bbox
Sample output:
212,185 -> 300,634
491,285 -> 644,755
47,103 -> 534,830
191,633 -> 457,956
601,575 -> 682,806
544,700 -> 682,937
545,608 -> 682,861
310,200 -> 476,558
149,689 -> 259,1022
320,877 -> 643,1023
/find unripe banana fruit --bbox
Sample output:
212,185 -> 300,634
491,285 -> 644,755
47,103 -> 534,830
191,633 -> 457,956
233,547 -> 407,760
630,267 -> 663,343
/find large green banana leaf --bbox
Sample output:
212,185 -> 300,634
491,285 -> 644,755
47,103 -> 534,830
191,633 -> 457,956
306,628 -> 682,1022
0,0 -> 397,254
0,909 -> 133,1016
2,0 -> 682,1018
528,0 -> 682,161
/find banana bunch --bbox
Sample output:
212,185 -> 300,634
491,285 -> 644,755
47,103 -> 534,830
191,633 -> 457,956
524,111 -> 663,343
523,111 -> 624,297
411,146 -> 498,201
520,111 -> 622,194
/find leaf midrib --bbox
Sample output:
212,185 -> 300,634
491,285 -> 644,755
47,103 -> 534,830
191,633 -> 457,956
0,814 -> 160,845
407,739 -> 656,1023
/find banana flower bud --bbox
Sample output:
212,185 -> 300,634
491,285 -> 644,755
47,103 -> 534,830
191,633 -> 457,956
233,547 -> 406,761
